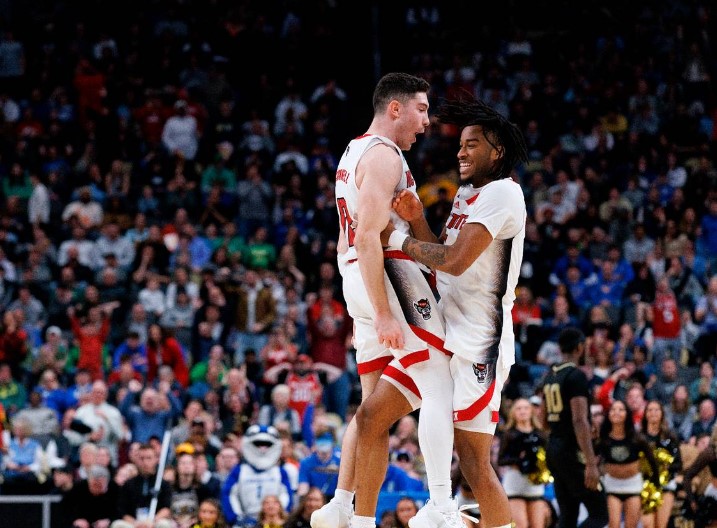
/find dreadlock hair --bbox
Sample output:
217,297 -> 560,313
436,95 -> 528,180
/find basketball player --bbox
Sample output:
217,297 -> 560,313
382,96 -> 528,528
312,72 -> 459,528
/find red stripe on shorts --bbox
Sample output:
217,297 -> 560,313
409,324 -> 453,356
357,356 -> 392,375
383,365 -> 421,398
453,380 -> 496,422
399,349 -> 430,368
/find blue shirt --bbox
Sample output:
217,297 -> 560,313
381,464 -> 425,493
7,437 -> 40,467
298,450 -> 341,498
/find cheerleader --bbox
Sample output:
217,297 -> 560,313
497,398 -> 553,528
597,399 -> 659,528
640,399 -> 682,528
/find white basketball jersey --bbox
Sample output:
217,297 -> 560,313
437,178 -> 526,367
335,134 -> 418,268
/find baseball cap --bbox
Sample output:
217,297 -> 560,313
175,442 -> 195,455
46,326 -> 62,338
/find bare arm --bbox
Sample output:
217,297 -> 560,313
571,395 -> 601,490
354,145 -> 404,349
399,222 -> 493,276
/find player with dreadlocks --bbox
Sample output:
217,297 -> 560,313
382,95 -> 528,528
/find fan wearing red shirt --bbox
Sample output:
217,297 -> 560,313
651,276 -> 682,365
146,323 -> 189,388
264,353 -> 323,423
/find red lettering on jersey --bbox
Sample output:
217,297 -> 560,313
336,197 -> 356,246
405,170 -> 415,188
336,169 -> 349,183
446,213 -> 468,230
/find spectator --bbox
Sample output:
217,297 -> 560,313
66,464 -> 120,528
113,443 -> 173,528
112,331 -> 148,377
284,487 -> 326,528
650,276 -> 682,364
120,381 -> 182,444
168,452 -> 214,528
689,361 -> 717,404
162,99 -> 200,161
690,397 -> 717,444
0,309 -> 29,380
1,416 -> 44,494
254,494 -> 289,528
73,380 -> 124,466
306,284 -> 352,420
68,303 -> 117,381
14,388 -> 60,436
665,384 -> 697,443
296,432 -> 340,500
0,361 -> 27,416
263,353 -> 324,424
257,384 -> 302,442
623,222 -> 656,265
146,324 -> 189,388
61,188 -> 104,232
233,269 -> 277,365
236,162 -> 274,240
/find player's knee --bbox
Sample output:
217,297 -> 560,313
354,402 -> 384,436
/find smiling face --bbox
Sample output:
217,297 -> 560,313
457,125 -> 501,186
608,400 -> 628,425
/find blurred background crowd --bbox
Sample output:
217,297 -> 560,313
0,0 -> 716,526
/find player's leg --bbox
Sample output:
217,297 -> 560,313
311,369 -> 382,528
352,377 -> 415,526
382,258 -> 457,519
450,354 -> 512,528
313,359 -> 421,528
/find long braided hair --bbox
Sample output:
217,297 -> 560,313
436,95 -> 528,180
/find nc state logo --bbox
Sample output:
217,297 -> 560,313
413,298 -> 431,320
473,363 -> 487,383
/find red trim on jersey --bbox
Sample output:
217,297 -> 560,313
383,365 -> 421,398
383,250 -> 413,260
355,134 -> 372,139
357,355 -> 392,375
399,349 -> 430,368
347,250 -> 413,264
409,324 -> 453,357
465,193 -> 480,205
453,380 -> 496,422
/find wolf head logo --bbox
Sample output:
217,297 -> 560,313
473,363 -> 487,383
413,298 -> 431,320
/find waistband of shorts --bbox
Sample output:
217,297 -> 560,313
345,249 -> 414,265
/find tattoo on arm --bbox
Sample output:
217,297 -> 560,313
402,237 -> 448,268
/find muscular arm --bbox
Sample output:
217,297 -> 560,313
391,190 -> 439,244
399,222 -> 493,275
354,145 -> 404,347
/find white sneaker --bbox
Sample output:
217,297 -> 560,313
408,499 -> 466,528
310,497 -> 353,528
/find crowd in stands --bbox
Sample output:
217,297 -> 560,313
0,0 -> 716,526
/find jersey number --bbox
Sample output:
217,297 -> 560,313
543,383 -> 564,419
336,197 -> 356,246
